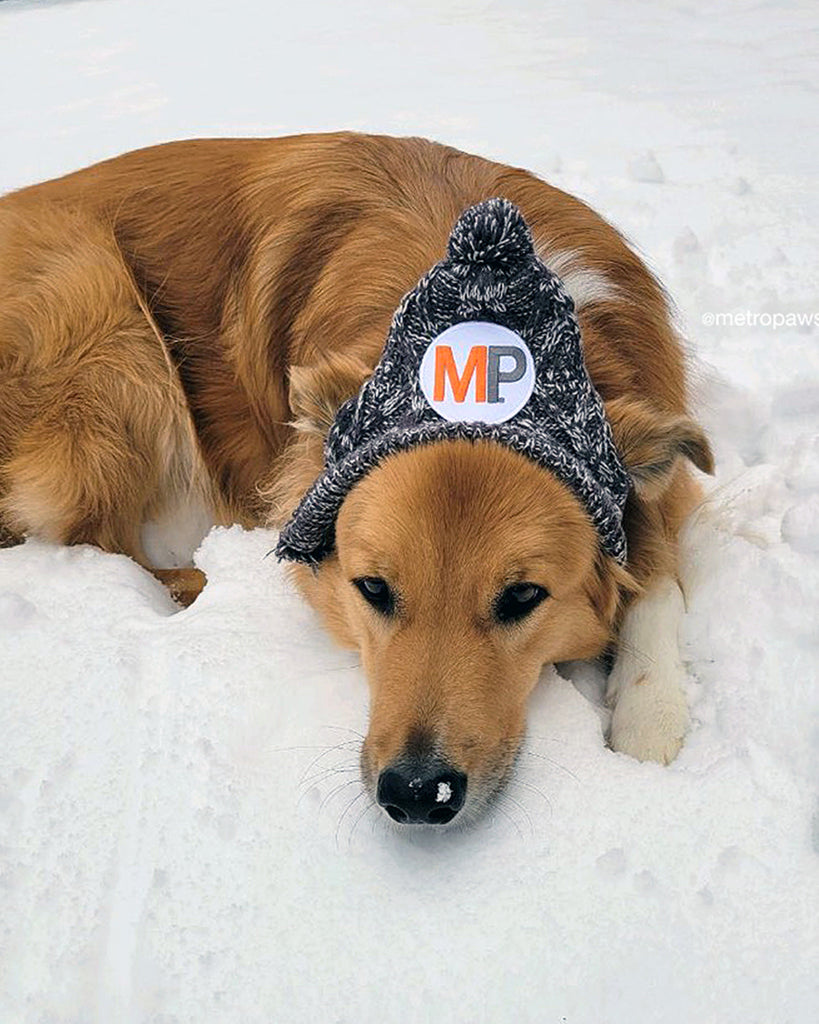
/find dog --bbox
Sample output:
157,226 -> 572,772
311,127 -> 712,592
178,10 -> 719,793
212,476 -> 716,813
0,133 -> 713,825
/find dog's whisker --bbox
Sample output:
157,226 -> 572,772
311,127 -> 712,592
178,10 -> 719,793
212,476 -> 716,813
299,753 -> 355,785
509,779 -> 553,823
500,793 -> 534,838
334,789 -> 368,848
296,740 -> 361,783
319,776 -> 363,811
515,749 -> 580,784
370,806 -> 391,836
309,663 -> 361,674
299,765 -> 360,788
295,764 -> 359,808
321,724 -> 366,740
270,740 -> 360,756
348,798 -> 378,847
491,799 -> 526,840
513,731 -> 573,747
510,776 -> 552,802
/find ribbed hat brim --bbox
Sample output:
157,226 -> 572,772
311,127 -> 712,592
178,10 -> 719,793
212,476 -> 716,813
275,421 -> 628,565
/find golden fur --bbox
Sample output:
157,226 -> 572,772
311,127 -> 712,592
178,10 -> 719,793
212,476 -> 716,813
0,133 -> 713,813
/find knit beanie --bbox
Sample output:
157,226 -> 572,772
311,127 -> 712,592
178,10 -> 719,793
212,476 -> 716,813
275,198 -> 631,565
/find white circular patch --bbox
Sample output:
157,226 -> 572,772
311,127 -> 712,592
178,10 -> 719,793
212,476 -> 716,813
418,321 -> 535,424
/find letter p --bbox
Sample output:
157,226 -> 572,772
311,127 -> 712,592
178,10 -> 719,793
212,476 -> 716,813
487,345 -> 527,403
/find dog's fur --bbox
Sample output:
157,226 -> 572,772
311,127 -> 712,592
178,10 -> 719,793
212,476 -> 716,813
0,133 -> 712,819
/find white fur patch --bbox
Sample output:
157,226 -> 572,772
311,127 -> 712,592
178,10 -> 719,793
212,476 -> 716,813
607,576 -> 690,764
141,490 -> 214,569
536,246 -> 621,309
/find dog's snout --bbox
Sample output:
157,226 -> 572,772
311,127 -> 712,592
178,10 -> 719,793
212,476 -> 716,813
376,761 -> 467,825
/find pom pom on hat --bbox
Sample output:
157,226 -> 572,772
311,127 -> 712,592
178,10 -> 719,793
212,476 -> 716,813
446,197 -> 535,270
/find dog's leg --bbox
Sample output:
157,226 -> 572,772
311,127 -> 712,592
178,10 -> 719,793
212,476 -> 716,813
607,575 -> 690,764
0,205 -> 200,568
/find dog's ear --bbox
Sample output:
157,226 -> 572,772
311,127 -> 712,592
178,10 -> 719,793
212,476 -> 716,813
605,396 -> 714,500
288,353 -> 371,437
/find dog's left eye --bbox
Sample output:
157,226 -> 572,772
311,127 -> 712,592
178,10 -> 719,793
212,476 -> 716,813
494,582 -> 548,623
352,576 -> 395,616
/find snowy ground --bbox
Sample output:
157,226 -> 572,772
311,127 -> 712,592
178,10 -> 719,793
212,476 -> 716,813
1,1 -> 818,1022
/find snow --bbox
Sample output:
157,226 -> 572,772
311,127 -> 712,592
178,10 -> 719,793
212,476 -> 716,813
1,1 -> 817,1022
627,151 -> 665,184
436,781 -> 452,804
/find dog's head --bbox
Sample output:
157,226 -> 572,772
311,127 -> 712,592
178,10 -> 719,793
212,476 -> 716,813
274,356 -> 711,826
334,440 -> 617,824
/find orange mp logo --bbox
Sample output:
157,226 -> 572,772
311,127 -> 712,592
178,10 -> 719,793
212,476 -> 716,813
433,344 -> 527,404
419,321 -> 535,425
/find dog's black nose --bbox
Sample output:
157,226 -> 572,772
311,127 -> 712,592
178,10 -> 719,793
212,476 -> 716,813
376,762 -> 467,825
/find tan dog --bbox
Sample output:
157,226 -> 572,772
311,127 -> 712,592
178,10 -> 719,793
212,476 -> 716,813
0,133 -> 712,824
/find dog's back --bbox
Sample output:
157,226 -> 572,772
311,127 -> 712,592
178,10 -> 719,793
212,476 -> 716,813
0,133 -> 701,574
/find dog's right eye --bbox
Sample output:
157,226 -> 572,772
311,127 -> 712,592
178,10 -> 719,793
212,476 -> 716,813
352,576 -> 395,616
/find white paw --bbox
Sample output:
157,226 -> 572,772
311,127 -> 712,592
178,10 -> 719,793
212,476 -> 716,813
609,669 -> 689,765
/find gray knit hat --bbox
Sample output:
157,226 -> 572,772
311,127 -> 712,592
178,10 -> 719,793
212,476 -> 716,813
276,198 -> 631,565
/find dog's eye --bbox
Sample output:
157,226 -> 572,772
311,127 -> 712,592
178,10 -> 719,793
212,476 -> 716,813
353,576 -> 395,616
494,582 -> 548,624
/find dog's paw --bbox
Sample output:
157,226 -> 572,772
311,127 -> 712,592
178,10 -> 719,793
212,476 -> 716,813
609,669 -> 689,765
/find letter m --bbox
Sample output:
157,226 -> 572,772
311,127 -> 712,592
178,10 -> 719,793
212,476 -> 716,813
433,345 -> 487,403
